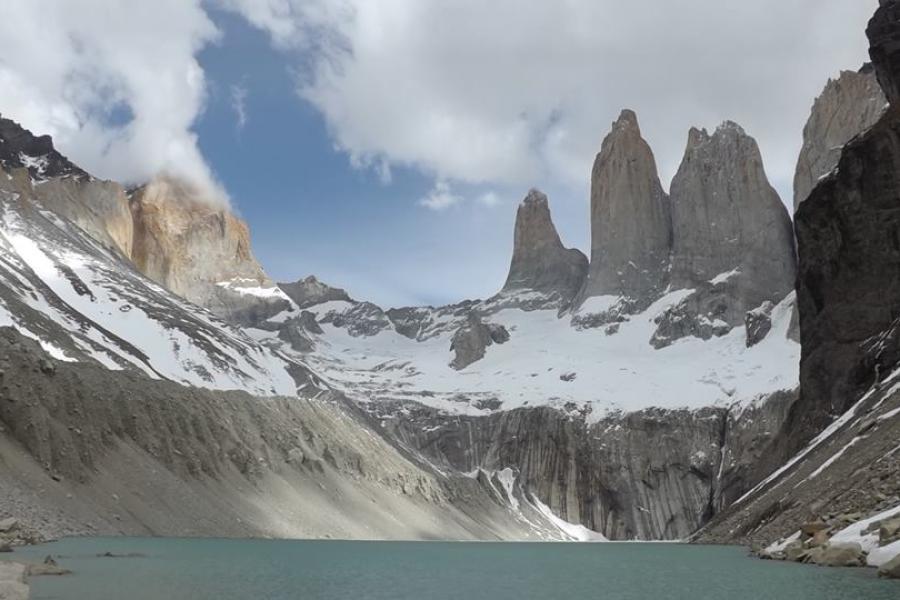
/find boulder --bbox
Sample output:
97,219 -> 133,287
745,302 -> 775,347
879,516 -> 900,546
783,540 -> 809,562
0,518 -> 18,533
879,553 -> 900,578
808,542 -> 867,567
800,520 -> 830,537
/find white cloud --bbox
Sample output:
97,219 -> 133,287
0,0 -> 225,200
231,83 -> 249,131
418,180 -> 462,211
225,0 -> 878,204
478,191 -> 501,208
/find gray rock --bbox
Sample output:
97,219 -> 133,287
650,281 -> 740,349
501,189 -> 588,306
745,301 -> 775,347
868,0 -> 900,106
0,518 -> 18,533
322,302 -> 393,337
449,313 -> 509,370
579,110 -> 671,305
669,123 -> 796,316
278,276 -> 353,309
879,515 -> 900,546
793,66 -> 886,209
879,553 -> 900,579
808,542 -> 866,567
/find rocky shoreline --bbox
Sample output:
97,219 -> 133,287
755,508 -> 900,579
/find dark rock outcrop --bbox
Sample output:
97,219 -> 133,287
0,115 -> 87,181
793,58 -> 900,444
745,301 -> 775,347
868,0 -> 900,106
278,276 -> 353,309
579,110 -> 671,305
501,189 -> 588,305
449,313 -> 509,370
793,66 -> 886,209
669,123 -> 796,315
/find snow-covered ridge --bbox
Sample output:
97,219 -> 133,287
249,283 -> 800,423
0,186 -> 298,397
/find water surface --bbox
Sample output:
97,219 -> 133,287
8,537 -> 898,600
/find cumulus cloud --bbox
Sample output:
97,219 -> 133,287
418,180 -> 462,211
0,0 -> 226,200
225,0 -> 877,204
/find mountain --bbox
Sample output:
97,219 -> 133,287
0,116 -> 590,543
665,122 -> 796,342
235,149 -> 799,538
579,110 -> 671,305
793,66 -> 886,210
501,189 -> 588,307
4,3 -> 899,550
698,2 -> 900,569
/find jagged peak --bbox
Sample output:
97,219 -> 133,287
521,188 -> 549,208
609,109 -> 641,137
682,121 -> 758,157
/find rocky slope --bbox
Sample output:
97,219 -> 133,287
0,327 -> 577,542
501,189 -> 588,307
697,1 -> 900,575
793,66 -> 886,210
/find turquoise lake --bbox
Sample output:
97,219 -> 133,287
7,537 -> 899,599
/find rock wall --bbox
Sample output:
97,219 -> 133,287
669,123 -> 796,317
793,66 -> 886,210
580,110 -> 672,304
379,389 -> 796,540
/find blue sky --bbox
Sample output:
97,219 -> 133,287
0,1 -> 877,308
194,8 -> 585,307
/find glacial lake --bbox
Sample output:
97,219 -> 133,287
8,537 -> 899,599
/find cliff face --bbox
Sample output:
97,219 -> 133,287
379,390 -> 796,540
579,110 -> 671,305
699,0 -> 900,551
793,67 -> 886,210
501,189 -> 588,305
791,3 -> 900,447
669,123 -> 796,319
129,176 -> 285,321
